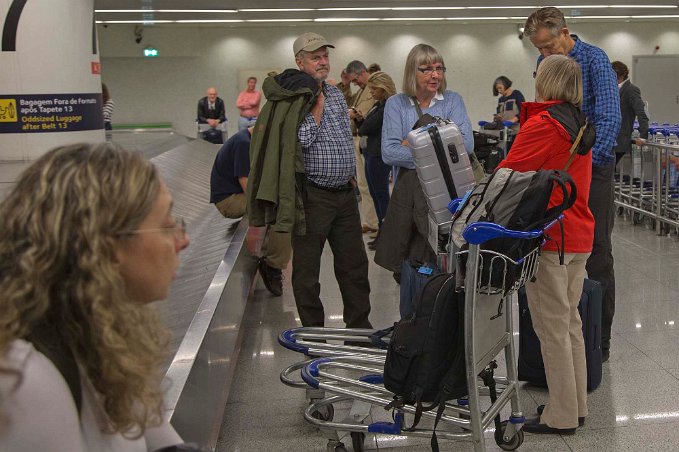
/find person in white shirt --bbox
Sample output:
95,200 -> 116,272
0,143 -> 191,451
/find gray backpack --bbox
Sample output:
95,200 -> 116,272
450,167 -> 576,292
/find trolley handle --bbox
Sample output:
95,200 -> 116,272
477,120 -> 514,127
301,357 -> 332,389
447,197 -> 562,244
462,217 -> 562,245
278,328 -> 309,354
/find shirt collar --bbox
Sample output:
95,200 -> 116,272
618,78 -> 629,89
568,34 -> 582,57
408,91 -> 444,107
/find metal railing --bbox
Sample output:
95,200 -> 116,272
615,125 -> 679,235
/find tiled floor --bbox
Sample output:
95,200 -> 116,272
217,216 -> 679,452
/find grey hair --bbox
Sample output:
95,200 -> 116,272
524,7 -> 567,38
535,55 -> 583,106
345,60 -> 367,75
402,43 -> 447,97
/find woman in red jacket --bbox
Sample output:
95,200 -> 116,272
497,54 -> 594,435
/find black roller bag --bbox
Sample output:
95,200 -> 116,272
517,278 -> 603,391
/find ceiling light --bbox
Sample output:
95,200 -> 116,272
175,19 -> 244,23
157,10 -> 237,13
382,17 -> 449,21
447,16 -> 513,20
239,8 -> 314,12
245,19 -> 313,22
95,9 -> 237,13
314,18 -> 380,22
392,6 -> 465,10
97,20 -> 174,24
467,5 -> 538,9
318,7 -> 391,11
557,4 -> 677,8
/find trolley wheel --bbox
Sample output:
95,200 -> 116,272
351,432 -> 366,452
632,212 -> 643,225
494,420 -> 524,451
311,404 -> 334,422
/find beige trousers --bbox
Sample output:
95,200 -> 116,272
353,136 -> 378,230
215,194 -> 291,270
525,251 -> 590,429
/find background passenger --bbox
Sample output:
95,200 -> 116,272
345,60 -> 379,235
102,82 -> 114,131
236,77 -> 261,131
611,60 -> 649,165
356,71 -> 396,251
210,127 -> 291,296
492,75 -> 525,133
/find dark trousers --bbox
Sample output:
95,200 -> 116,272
364,153 -> 391,227
585,162 -> 616,350
292,185 -> 372,328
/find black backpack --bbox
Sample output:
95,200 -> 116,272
383,273 -> 467,444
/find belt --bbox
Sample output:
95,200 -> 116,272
305,178 -> 353,192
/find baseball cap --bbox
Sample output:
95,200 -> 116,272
293,32 -> 334,56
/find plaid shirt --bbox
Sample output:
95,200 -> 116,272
298,83 -> 356,187
537,35 -> 621,167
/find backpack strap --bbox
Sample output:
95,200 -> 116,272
430,402 -> 446,452
563,123 -> 587,171
530,171 -> 577,229
369,326 -> 394,349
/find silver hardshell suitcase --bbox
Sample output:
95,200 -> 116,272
408,119 -> 476,228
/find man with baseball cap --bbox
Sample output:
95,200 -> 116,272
291,32 -> 373,331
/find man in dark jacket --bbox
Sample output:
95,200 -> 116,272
211,127 -> 291,296
611,61 -> 649,164
197,87 -> 227,143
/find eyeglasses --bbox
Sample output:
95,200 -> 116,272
417,66 -> 446,75
120,217 -> 187,241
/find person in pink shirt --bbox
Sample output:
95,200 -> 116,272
236,76 -> 262,131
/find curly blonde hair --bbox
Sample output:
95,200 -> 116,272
0,143 -> 169,437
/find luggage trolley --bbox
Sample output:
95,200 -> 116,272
278,327 -> 391,426
296,215 -> 551,451
478,120 -> 515,159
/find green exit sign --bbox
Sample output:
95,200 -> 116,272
143,47 -> 158,57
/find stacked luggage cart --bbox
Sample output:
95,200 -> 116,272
615,122 -> 679,234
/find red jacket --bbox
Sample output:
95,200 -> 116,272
497,101 -> 594,253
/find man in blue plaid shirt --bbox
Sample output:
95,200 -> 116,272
291,32 -> 372,330
522,5 -> 621,433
